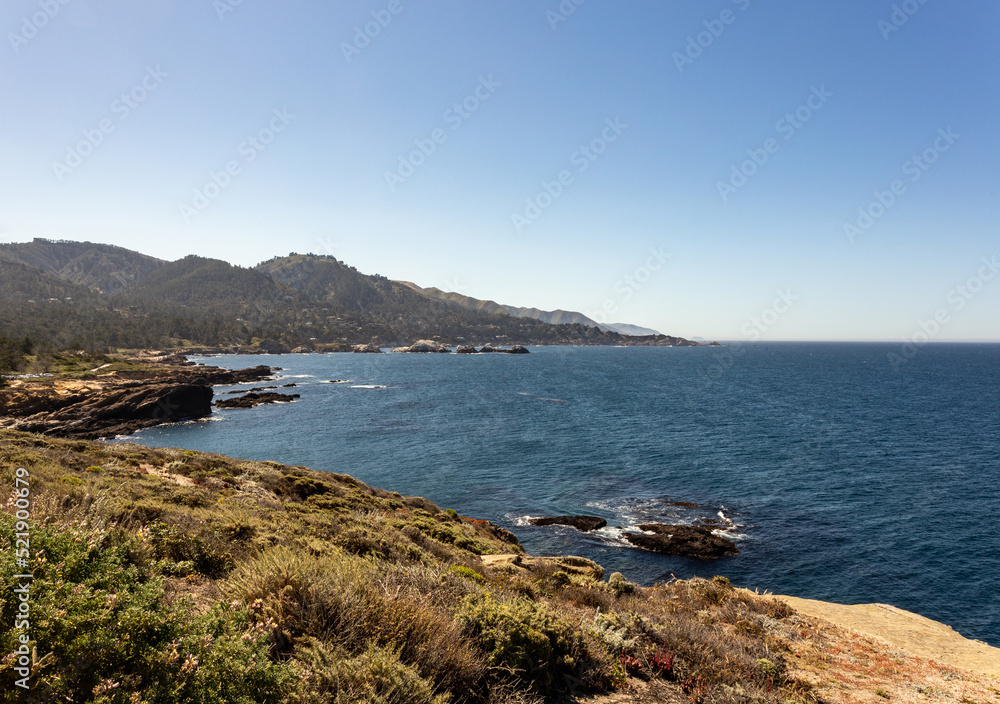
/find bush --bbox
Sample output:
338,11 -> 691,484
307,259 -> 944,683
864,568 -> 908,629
456,592 -> 582,694
608,572 -> 636,597
0,514 -> 292,703
225,547 -> 484,696
294,638 -> 449,704
448,565 -> 487,585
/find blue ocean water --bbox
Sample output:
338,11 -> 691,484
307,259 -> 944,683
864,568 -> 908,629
116,343 -> 1000,647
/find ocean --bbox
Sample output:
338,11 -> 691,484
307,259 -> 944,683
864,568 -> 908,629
114,343 -> 1000,647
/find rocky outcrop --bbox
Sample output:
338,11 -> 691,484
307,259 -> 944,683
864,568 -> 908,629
352,343 -> 383,353
480,554 -> 604,581
256,339 -> 291,354
1,383 -> 213,440
455,346 -> 478,354
392,340 -> 451,353
478,345 -> 499,353
508,345 -> 530,354
529,515 -> 607,532
0,362 -> 275,439
215,392 -> 300,409
290,346 -> 312,354
624,524 -> 739,559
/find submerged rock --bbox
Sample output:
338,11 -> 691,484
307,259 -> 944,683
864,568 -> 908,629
624,524 -> 739,559
528,515 -> 608,532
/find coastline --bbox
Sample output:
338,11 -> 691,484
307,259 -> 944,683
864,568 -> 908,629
0,424 -> 997,701
1,351 -> 998,701
773,594 -> 1000,678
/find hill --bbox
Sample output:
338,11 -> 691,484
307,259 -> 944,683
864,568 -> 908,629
0,238 -> 164,294
398,282 -> 663,337
0,241 -> 695,352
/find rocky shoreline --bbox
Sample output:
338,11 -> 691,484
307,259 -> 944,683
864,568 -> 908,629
0,357 -> 275,439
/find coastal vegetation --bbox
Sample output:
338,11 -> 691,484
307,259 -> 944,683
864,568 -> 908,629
0,430 -> 998,702
0,429 -> 818,703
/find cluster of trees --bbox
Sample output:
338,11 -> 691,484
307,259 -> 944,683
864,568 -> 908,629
0,335 -> 33,379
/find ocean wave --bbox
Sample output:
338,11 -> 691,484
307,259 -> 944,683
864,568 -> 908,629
351,384 -> 388,389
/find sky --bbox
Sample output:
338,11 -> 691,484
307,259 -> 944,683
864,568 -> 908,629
1,0 -> 998,341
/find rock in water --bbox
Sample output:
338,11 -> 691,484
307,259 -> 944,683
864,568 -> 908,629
507,345 -> 530,354
455,345 -> 478,354
215,392 -> 300,409
392,340 -> 451,353
624,524 -> 739,559
528,515 -> 608,532
352,343 -> 383,353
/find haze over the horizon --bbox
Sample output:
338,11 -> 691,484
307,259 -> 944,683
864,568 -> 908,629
2,1 -> 997,341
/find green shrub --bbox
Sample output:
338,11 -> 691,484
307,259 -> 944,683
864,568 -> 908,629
448,565 -> 487,585
550,571 -> 571,587
148,523 -> 234,578
757,657 -> 779,680
608,572 -> 636,597
294,638 -> 449,704
456,592 -> 582,694
0,514 -> 293,703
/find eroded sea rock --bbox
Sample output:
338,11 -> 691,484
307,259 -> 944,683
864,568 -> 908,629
528,515 -> 608,532
624,524 -> 739,559
215,392 -> 300,409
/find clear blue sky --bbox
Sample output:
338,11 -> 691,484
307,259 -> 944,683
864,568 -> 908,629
2,0 -> 997,341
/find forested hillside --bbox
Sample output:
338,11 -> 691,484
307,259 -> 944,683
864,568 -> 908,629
0,240 -> 694,354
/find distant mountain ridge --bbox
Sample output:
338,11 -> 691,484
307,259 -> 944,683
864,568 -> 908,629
396,282 -> 662,337
0,238 -> 695,350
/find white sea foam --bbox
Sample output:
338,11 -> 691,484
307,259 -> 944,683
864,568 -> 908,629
351,384 -> 387,389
